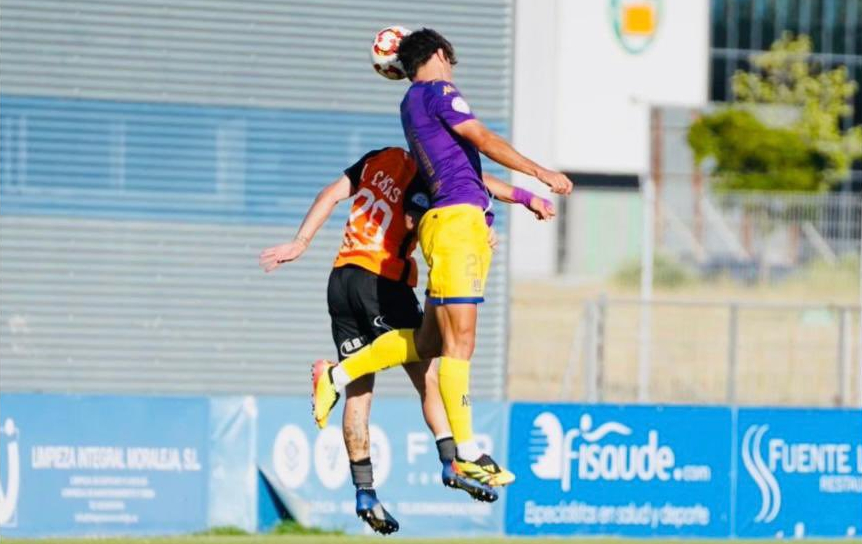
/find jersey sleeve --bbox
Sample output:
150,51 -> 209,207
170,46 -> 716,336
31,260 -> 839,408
343,148 -> 385,189
430,84 -> 476,128
404,175 -> 431,215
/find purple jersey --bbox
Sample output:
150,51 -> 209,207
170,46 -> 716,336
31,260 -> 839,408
400,81 -> 491,213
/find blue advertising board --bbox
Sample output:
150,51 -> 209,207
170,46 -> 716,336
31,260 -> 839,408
256,396 -> 507,537
5,392 -> 860,539
506,404 -> 732,537
208,396 -> 257,532
0,394 -> 209,537
735,408 -> 862,538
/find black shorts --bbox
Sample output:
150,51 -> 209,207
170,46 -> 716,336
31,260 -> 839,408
327,265 -> 423,361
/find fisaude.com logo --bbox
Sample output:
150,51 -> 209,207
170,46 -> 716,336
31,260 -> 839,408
530,412 -> 711,491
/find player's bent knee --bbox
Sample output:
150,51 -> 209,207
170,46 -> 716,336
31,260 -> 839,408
439,308 -> 478,359
442,341 -> 474,360
445,330 -> 475,359
451,319 -> 477,340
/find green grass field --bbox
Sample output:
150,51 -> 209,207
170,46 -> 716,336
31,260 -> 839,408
5,538 -> 862,544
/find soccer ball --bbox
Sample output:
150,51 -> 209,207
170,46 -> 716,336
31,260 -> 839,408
371,26 -> 411,80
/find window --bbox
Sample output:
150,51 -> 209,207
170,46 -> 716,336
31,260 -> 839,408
758,0 -> 777,50
708,0 -> 862,127
710,56 -> 730,101
712,0 -> 728,49
737,0 -> 753,50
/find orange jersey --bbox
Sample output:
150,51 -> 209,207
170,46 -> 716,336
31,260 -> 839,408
333,147 -> 430,287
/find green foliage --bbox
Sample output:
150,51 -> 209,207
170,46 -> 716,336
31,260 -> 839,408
194,526 -> 250,536
615,253 -> 693,289
688,109 -> 826,191
269,520 -> 343,536
689,33 -> 862,192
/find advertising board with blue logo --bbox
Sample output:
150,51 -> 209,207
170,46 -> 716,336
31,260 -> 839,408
0,394 -> 209,537
5,392 -> 862,539
735,408 -> 862,538
256,397 -> 507,537
506,403 -> 732,537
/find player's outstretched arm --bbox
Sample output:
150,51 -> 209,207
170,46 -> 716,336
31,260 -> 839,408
259,175 -> 353,273
481,173 -> 556,221
453,119 -> 573,195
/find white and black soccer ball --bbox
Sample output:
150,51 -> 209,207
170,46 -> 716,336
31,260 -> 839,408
370,26 -> 411,80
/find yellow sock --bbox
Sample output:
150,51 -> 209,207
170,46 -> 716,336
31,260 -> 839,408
438,357 -> 473,444
340,329 -> 420,382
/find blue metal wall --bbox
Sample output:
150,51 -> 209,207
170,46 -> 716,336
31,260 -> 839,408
0,0 -> 513,397
1,96 -> 509,224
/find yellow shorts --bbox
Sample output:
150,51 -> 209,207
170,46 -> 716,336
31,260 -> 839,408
418,204 -> 492,305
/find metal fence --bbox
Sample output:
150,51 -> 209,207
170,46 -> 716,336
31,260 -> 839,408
560,297 -> 862,407
660,188 -> 862,282
549,107 -> 862,407
654,106 -> 862,283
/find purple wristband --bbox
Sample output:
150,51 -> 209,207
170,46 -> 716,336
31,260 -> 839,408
512,186 -> 535,208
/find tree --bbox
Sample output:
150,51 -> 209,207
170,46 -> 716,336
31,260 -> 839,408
689,109 -> 826,191
689,33 -> 862,192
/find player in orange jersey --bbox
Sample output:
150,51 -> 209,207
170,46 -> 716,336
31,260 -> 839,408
260,147 -> 553,534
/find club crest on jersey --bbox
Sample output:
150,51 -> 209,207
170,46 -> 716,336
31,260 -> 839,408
411,193 -> 430,209
451,97 -> 471,115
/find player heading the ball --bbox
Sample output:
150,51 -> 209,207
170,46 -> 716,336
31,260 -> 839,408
313,28 -> 572,487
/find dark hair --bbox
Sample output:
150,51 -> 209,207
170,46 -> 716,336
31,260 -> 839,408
397,28 -> 457,80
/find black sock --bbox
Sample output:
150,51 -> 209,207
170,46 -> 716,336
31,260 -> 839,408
350,457 -> 374,490
436,437 -> 457,463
